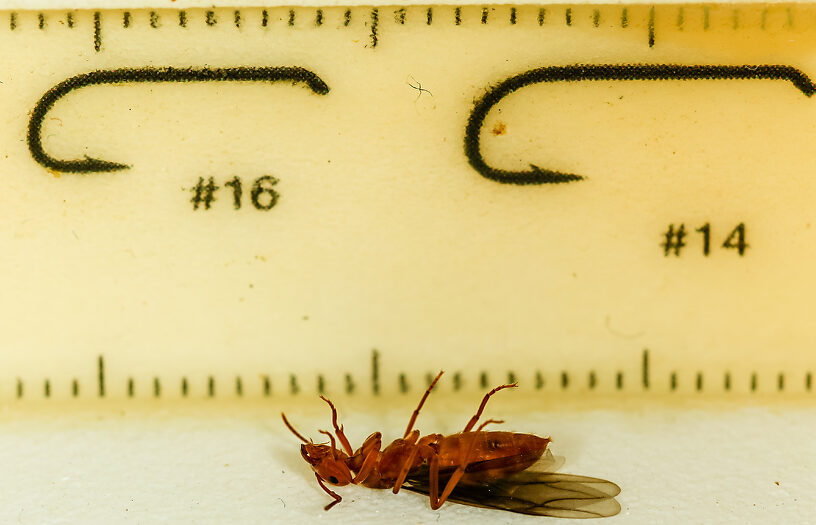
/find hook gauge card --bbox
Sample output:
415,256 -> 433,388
1,5 -> 815,401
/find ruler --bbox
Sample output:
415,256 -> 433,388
5,6 -> 816,524
1,4 -> 815,403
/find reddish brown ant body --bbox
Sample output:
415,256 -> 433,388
282,371 -> 620,517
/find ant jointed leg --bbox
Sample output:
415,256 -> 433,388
462,382 -> 517,432
403,371 -> 444,438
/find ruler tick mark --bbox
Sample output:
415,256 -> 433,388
345,373 -> 355,394
182,377 -> 188,397
153,377 -> 161,398
455,7 -> 461,26
588,371 -> 596,390
538,8 -> 545,26
44,379 -> 51,398
72,379 -> 79,397
670,372 -> 677,391
724,372 -> 732,391
676,7 -> 684,30
561,371 -> 569,389
9,12 -> 16,30
234,10 -> 241,28
263,376 -> 271,396
565,8 -> 572,26
206,10 -> 216,26
703,6 -> 710,30
315,9 -> 323,27
289,374 -> 298,395
807,372 -> 813,391
344,9 -> 351,26
761,8 -> 767,30
621,8 -> 628,28
453,372 -> 462,391
261,9 -> 268,27
16,379 -> 22,399
370,8 -> 379,47
208,376 -> 215,397
535,371 -> 544,390
98,355 -> 105,397
317,375 -> 325,395
510,7 -> 517,25
179,10 -> 187,28
371,348 -> 380,395
235,376 -> 243,396
507,371 -> 516,384
128,378 -> 134,397
648,6 -> 655,47
696,372 -> 703,391
642,349 -> 650,389
288,9 -> 295,27
38,13 -> 45,30
616,372 -> 624,390
732,8 -> 739,30
426,7 -> 433,25
482,7 -> 488,24
67,12 -> 74,28
480,371 -> 488,389
395,8 -> 406,25
150,11 -> 158,29
777,373 -> 785,392
122,11 -> 131,28
399,373 -> 408,393
593,9 -> 600,27
751,372 -> 758,392
93,11 -> 101,52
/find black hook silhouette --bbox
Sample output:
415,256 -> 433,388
465,64 -> 816,185
28,66 -> 330,173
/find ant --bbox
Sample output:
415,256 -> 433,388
282,371 -> 620,517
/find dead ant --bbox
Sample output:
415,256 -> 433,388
282,371 -> 620,517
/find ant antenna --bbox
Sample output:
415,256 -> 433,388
281,412 -> 309,443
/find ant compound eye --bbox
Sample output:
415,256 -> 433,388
328,476 -> 339,484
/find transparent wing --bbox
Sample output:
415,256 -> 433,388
403,455 -> 620,518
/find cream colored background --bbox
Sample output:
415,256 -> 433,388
2,6 -> 815,398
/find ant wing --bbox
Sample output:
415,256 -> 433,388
403,459 -> 620,518
526,448 -> 565,473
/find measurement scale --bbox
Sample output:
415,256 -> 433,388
3,4 -> 816,523
2,4 -> 816,402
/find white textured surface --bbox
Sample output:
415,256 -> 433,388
0,400 -> 813,524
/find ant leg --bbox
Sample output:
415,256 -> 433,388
392,438 -> 437,494
404,371 -> 444,438
350,432 -> 381,484
475,419 -> 504,431
315,473 -> 342,511
320,396 -> 353,456
352,446 -> 381,484
429,435 -> 480,510
428,454 -> 441,509
461,383 -> 517,433
391,447 -> 420,494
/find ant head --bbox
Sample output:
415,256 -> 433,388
299,442 -> 353,486
282,413 -> 353,486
